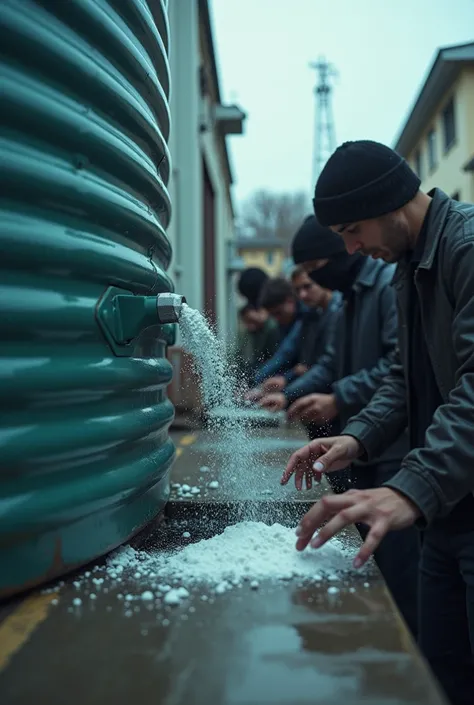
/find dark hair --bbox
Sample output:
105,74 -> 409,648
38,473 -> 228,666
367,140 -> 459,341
290,265 -> 307,282
237,268 -> 269,307
259,277 -> 294,310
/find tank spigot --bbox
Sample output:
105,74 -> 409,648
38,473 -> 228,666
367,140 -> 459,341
96,287 -> 187,355
155,293 -> 187,324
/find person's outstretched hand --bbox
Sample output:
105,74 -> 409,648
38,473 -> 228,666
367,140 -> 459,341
259,392 -> 286,413
294,488 -> 421,568
287,393 -> 338,424
281,435 -> 362,490
262,376 -> 286,393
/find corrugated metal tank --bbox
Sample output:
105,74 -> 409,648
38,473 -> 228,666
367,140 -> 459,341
0,0 -> 176,597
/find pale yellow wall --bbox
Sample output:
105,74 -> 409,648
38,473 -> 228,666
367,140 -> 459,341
407,68 -> 474,203
237,248 -> 286,277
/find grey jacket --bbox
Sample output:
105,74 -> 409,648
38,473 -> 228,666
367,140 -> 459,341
285,257 -> 409,466
343,189 -> 474,524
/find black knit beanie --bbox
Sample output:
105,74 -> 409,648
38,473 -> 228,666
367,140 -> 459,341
238,267 -> 269,307
313,140 -> 421,226
291,215 -> 346,264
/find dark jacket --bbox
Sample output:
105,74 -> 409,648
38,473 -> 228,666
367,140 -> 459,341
284,258 -> 409,467
254,293 -> 343,386
343,189 -> 474,524
233,318 -> 280,385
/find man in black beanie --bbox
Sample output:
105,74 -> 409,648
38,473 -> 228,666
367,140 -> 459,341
237,267 -> 269,309
283,140 -> 474,705
261,215 -> 419,636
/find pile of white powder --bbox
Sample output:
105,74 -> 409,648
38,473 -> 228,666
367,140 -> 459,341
43,521 -> 366,616
105,521 -> 356,601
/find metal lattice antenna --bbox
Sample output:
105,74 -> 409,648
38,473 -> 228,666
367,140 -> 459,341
309,56 -> 337,189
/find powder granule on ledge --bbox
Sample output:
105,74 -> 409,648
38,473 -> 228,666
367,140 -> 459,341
106,521 -> 358,592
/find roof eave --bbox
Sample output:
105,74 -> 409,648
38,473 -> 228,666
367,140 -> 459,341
393,42 -> 474,157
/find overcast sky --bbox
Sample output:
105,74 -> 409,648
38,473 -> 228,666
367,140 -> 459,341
210,0 -> 474,206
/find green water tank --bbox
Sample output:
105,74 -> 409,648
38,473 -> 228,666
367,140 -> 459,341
0,0 -> 178,597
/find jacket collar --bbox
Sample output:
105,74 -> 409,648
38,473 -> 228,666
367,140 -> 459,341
418,188 -> 451,271
392,188 -> 450,286
353,257 -> 386,291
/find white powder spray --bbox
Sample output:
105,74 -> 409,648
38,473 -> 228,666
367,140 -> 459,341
106,521 -> 357,595
178,304 -> 257,515
179,304 -> 234,409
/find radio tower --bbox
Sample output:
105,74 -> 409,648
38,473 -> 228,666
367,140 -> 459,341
309,57 -> 337,188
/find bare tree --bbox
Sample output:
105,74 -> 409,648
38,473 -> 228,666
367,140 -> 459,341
236,189 -> 311,245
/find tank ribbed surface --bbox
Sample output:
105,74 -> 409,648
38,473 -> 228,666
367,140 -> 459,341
0,0 -> 176,596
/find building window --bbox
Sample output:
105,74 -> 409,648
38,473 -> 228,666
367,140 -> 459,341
451,190 -> 461,201
267,250 -> 274,265
442,97 -> 456,152
414,148 -> 423,180
426,128 -> 437,172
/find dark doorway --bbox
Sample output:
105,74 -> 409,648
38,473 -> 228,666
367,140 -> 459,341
202,158 -> 216,326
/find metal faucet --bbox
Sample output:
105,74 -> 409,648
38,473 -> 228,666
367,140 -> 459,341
96,287 -> 187,353
155,293 -> 187,324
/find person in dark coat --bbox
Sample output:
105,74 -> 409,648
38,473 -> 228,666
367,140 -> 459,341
283,140 -> 474,705
261,216 -> 420,637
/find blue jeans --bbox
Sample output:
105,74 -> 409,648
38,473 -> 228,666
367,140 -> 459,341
418,494 -> 474,705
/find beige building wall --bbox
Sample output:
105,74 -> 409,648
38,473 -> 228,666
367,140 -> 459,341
237,247 -> 286,277
407,68 -> 474,203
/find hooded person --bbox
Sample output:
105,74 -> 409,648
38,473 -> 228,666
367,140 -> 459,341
291,214 -> 364,297
262,212 -> 420,638
237,268 -> 269,308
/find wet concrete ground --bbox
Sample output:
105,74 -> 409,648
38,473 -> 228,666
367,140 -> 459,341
0,421 -> 447,705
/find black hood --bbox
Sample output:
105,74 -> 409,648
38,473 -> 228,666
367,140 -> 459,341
292,215 -> 346,264
309,252 -> 364,298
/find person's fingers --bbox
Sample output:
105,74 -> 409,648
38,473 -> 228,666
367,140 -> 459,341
291,402 -> 319,421
281,460 -> 296,485
287,396 -> 314,420
312,444 -> 347,474
258,396 -> 272,410
305,472 -> 312,491
296,451 -> 325,489
286,401 -> 303,419
310,500 -> 371,547
353,519 -> 388,568
294,494 -> 355,550
299,404 -> 321,422
281,439 -> 330,485
312,468 -> 323,484
281,444 -> 312,484
295,466 -> 306,491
